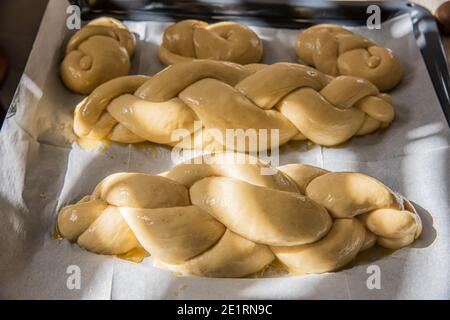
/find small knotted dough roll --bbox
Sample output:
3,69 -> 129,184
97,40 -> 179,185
159,19 -> 263,65
295,24 -> 403,91
60,17 -> 136,94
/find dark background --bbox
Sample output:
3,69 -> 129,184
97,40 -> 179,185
0,0 -> 49,111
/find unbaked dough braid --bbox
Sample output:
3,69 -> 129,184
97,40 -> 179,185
295,24 -> 403,91
60,17 -> 136,94
159,20 -> 263,65
57,153 -> 422,278
73,60 -> 395,151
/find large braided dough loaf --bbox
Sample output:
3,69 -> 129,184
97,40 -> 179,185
159,20 -> 263,65
60,17 -> 136,95
296,24 -> 403,91
74,60 -> 395,151
57,153 -> 422,278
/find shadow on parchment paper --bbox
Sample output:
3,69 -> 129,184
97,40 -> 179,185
0,150 -> 119,299
129,31 -> 166,76
409,202 -> 437,249
0,46 -> 75,285
0,143 -> 72,298
0,195 -> 29,277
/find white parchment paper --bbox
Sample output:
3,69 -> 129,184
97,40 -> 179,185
0,0 -> 449,299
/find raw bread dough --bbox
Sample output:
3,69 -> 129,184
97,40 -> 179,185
60,17 -> 136,94
57,153 -> 422,277
296,24 -> 403,91
73,60 -> 395,152
159,19 -> 263,65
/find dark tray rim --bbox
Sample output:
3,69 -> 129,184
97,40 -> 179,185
37,1 -> 450,128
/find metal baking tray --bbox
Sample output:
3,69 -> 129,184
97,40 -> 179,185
66,0 -> 450,127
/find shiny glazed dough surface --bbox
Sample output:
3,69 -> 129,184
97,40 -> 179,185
73,60 -> 396,152
57,153 -> 423,278
60,17 -> 136,95
295,24 -> 403,91
159,19 -> 263,65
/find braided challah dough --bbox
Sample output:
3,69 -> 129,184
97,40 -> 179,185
60,17 -> 136,94
73,60 -> 395,151
296,24 -> 403,91
159,20 -> 263,65
57,153 -> 422,278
